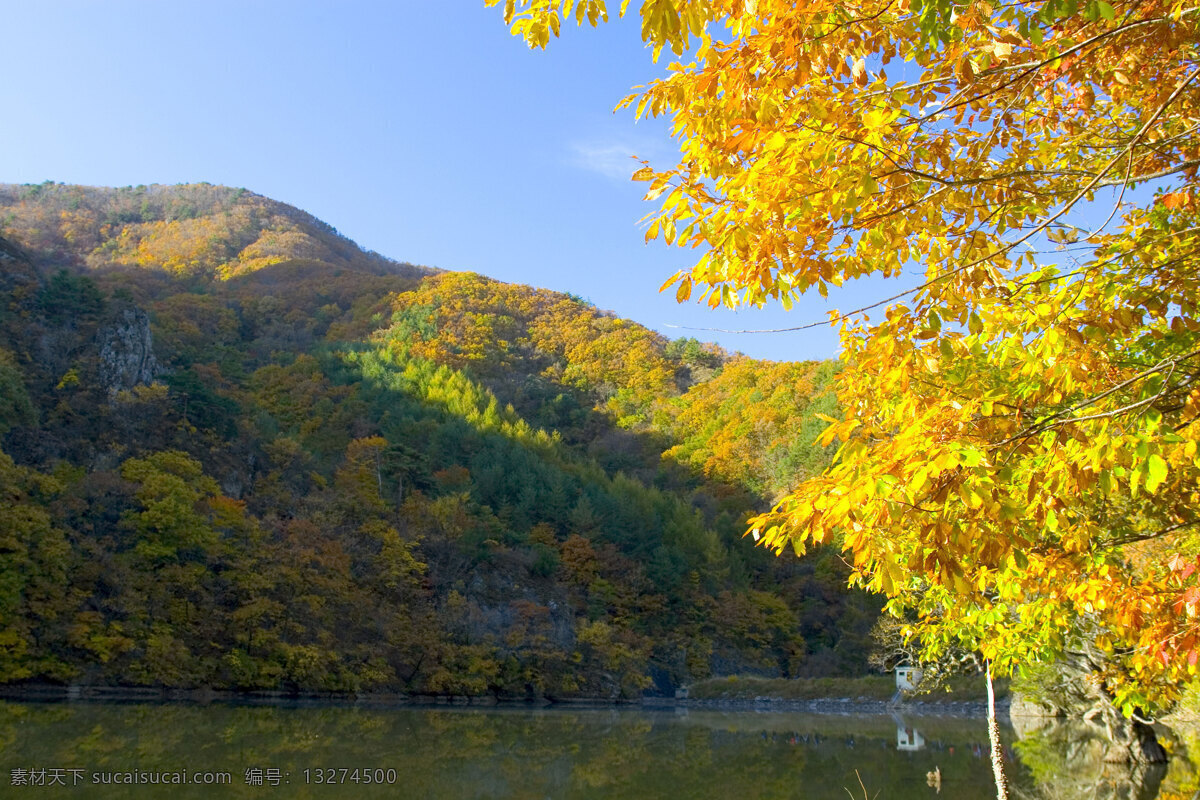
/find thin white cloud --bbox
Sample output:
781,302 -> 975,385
569,139 -> 664,181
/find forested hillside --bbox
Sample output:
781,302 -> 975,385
0,182 -> 875,698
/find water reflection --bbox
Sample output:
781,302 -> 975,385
7,700 -> 1194,799
891,711 -> 925,751
0,701 -> 1036,799
1011,716 -> 1188,800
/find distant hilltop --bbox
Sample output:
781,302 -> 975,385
0,181 -> 431,281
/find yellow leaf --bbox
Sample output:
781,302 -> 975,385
955,57 -> 976,84
644,179 -> 671,201
863,110 -> 888,130
658,269 -> 685,292
852,57 -> 868,87
1145,454 -> 1168,494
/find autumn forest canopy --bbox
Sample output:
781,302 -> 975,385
0,182 -> 872,697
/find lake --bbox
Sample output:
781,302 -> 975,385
0,700 -> 1193,798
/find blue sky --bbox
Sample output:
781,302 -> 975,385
0,1 -> 916,361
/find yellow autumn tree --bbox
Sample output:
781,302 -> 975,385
490,0 -> 1200,763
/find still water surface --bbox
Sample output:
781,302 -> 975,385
0,700 -> 1175,798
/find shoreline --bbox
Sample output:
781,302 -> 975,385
0,683 -> 1011,719
658,695 -> 1013,719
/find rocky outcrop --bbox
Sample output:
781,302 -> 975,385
97,307 -> 159,394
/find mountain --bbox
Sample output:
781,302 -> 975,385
0,182 -> 877,698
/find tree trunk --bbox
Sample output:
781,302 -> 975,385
986,664 -> 1009,800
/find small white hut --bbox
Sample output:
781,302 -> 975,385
895,665 -> 923,692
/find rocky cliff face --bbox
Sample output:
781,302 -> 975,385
97,307 -> 159,394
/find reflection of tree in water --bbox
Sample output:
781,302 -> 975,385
1009,717 -> 1200,800
0,702 -> 1034,799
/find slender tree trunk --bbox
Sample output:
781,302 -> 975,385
987,663 -> 1009,800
